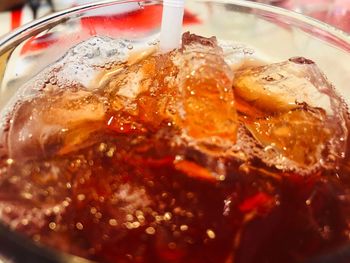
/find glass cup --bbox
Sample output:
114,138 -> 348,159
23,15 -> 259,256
0,0 -> 350,262
252,0 -> 350,33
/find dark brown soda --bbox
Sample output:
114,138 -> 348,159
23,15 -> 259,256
0,95 -> 349,263
0,33 -> 349,263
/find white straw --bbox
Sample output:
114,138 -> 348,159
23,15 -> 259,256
159,0 -> 185,52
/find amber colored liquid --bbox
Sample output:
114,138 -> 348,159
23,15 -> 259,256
0,34 -> 350,263
0,99 -> 349,263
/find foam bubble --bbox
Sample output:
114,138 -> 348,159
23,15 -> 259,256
0,36 -> 141,134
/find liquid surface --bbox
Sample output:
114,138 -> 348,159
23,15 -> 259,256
0,32 -> 350,263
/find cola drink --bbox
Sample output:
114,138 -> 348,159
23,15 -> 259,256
0,32 -> 349,263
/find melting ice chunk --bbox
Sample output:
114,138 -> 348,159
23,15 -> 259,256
245,107 -> 332,168
6,89 -> 106,160
234,57 -> 338,115
234,57 -> 348,170
105,32 -> 238,153
172,32 -> 238,150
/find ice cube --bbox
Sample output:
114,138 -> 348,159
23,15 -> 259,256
218,40 -> 261,71
6,88 -> 107,160
233,57 -> 338,115
53,37 -> 132,89
102,49 -> 179,135
104,32 -> 238,155
98,33 -> 238,180
172,32 -> 238,151
234,58 -> 348,170
244,106 -> 333,168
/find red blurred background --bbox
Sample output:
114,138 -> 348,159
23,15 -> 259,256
0,0 -> 349,36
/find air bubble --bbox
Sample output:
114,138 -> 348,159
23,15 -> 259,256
49,222 -> 56,230
109,219 -> 118,226
145,227 -> 155,235
77,194 -> 86,201
76,222 -> 84,230
49,77 -> 57,85
180,225 -> 188,231
6,159 -> 14,165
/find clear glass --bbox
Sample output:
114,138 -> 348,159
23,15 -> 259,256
255,0 -> 350,33
0,0 -> 350,262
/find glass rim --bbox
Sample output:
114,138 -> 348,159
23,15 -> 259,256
0,0 -> 350,55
